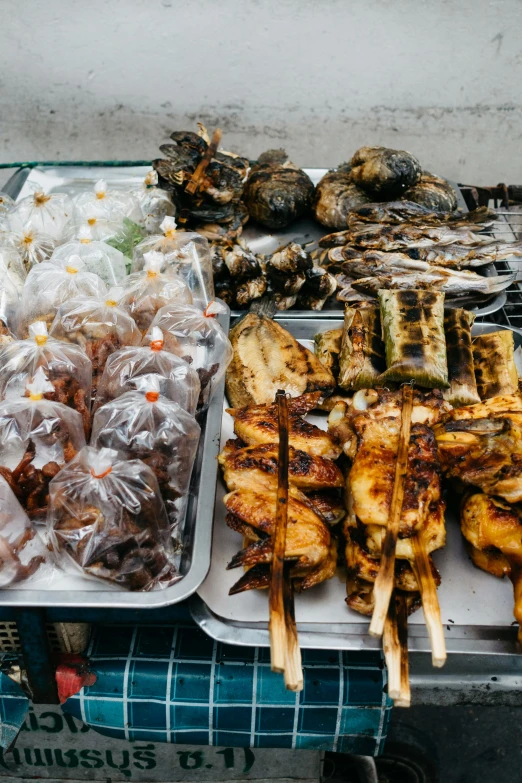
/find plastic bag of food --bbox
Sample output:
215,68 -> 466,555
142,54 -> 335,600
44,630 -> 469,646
91,375 -> 200,529
0,369 -> 86,523
7,223 -> 56,272
132,217 -> 214,306
95,327 -> 200,414
18,254 -> 107,338
0,192 -> 14,220
0,273 -> 20,346
0,321 -> 92,432
50,226 -> 127,285
0,475 -> 54,588
338,303 -> 385,391
48,446 -> 177,590
73,179 -> 141,225
8,191 -> 73,240
120,250 -> 192,333
379,289 -> 449,388
145,300 -> 232,406
443,309 -> 480,407
135,171 -> 175,234
49,288 -> 141,394
0,240 -> 26,292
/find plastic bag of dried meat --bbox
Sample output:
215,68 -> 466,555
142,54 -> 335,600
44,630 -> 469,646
132,217 -> 214,306
119,250 -> 192,333
95,327 -> 200,414
8,191 -> 73,240
0,475 -> 55,588
50,226 -> 127,286
145,300 -> 232,407
91,375 -> 200,530
73,179 -> 141,226
5,223 -> 56,272
0,321 -> 92,433
0,369 -> 86,523
18,254 -> 107,338
134,171 -> 175,234
49,287 -> 141,396
48,446 -> 177,590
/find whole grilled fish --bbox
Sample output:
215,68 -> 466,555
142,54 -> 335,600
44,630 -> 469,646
226,313 -> 336,407
348,223 -> 492,250
351,269 -> 515,298
347,201 -> 495,227
406,241 -> 522,267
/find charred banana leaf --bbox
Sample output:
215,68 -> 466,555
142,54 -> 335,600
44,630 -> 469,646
472,330 -> 519,400
314,329 -> 343,375
443,308 -> 481,407
378,290 -> 449,388
338,304 -> 385,390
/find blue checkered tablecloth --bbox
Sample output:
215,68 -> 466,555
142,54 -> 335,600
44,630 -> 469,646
0,672 -> 30,748
63,624 -> 392,755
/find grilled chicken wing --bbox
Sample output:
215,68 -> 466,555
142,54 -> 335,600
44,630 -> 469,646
228,393 -> 341,459
226,314 -> 336,408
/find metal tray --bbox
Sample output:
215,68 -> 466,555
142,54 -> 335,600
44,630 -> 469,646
191,317 -> 522,654
3,166 -> 507,319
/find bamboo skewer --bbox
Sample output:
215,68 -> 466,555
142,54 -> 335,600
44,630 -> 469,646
396,594 -> 411,707
383,594 -> 401,702
411,535 -> 447,667
269,391 -> 303,690
185,127 -> 222,195
370,385 -> 414,638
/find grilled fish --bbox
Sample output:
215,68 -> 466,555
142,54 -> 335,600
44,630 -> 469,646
226,313 -> 336,407
348,223 -> 492,250
406,241 -> 522,268
351,269 -> 515,298
347,201 -> 495,227
313,165 -> 371,230
349,147 -> 422,198
401,173 -> 457,212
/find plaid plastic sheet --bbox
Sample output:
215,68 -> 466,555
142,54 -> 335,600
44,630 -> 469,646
63,624 -> 391,755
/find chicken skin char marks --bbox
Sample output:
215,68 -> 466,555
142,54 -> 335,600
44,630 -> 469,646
220,393 -> 345,595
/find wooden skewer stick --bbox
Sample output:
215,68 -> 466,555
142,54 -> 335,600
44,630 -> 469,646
396,593 -> 411,707
283,562 -> 303,691
411,535 -> 446,668
383,593 -> 401,703
185,127 -> 222,195
369,385 -> 414,638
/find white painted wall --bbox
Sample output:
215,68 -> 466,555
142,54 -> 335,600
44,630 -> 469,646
1,0 -> 521,184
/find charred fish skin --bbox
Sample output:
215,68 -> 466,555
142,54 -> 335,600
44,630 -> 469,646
347,201 -> 496,228
243,149 -> 315,229
350,146 -> 422,198
313,164 -> 371,230
402,172 -> 458,212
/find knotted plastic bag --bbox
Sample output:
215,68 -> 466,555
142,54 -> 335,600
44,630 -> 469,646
48,446 -> 177,591
0,241 -> 26,292
6,223 -> 56,272
0,192 -> 14,221
132,217 -> 214,306
73,179 -> 141,225
49,287 -> 141,394
18,254 -> 107,337
91,375 -> 200,530
0,321 -> 92,433
119,250 -> 192,333
0,272 -> 20,345
0,368 -> 86,523
8,191 -> 73,240
0,475 -> 54,588
135,171 -> 175,234
50,226 -> 127,286
145,300 -> 232,407
95,327 -> 200,414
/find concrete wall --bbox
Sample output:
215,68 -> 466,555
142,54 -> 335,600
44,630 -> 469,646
1,0 -> 521,184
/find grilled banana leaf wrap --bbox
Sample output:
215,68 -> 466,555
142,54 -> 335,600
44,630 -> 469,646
338,304 -> 385,390
472,330 -> 519,400
443,308 -> 480,406
314,329 -> 343,375
378,289 -> 449,388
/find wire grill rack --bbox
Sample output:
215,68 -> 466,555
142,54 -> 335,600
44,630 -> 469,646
475,206 -> 522,327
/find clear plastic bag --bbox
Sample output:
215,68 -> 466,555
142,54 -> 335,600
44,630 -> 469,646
50,226 -> 127,286
91,375 -> 200,530
8,191 -> 73,240
135,171 -> 175,234
95,327 -> 200,414
0,321 -> 92,433
0,475 -> 54,588
0,273 -> 20,346
132,217 -> 214,306
145,300 -> 232,407
0,369 -> 86,523
48,446 -> 177,591
0,192 -> 14,220
0,241 -> 26,291
49,288 -> 141,395
18,254 -> 107,338
73,179 -> 141,226
7,223 -> 57,272
120,250 -> 192,333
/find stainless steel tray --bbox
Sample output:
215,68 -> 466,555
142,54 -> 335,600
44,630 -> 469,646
191,316 -> 522,654
3,166 -> 507,319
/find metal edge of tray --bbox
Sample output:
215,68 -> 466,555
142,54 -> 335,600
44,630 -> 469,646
0,313 -> 229,608
190,317 -> 522,654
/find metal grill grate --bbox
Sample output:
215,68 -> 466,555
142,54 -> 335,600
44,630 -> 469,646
474,205 -> 522,327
